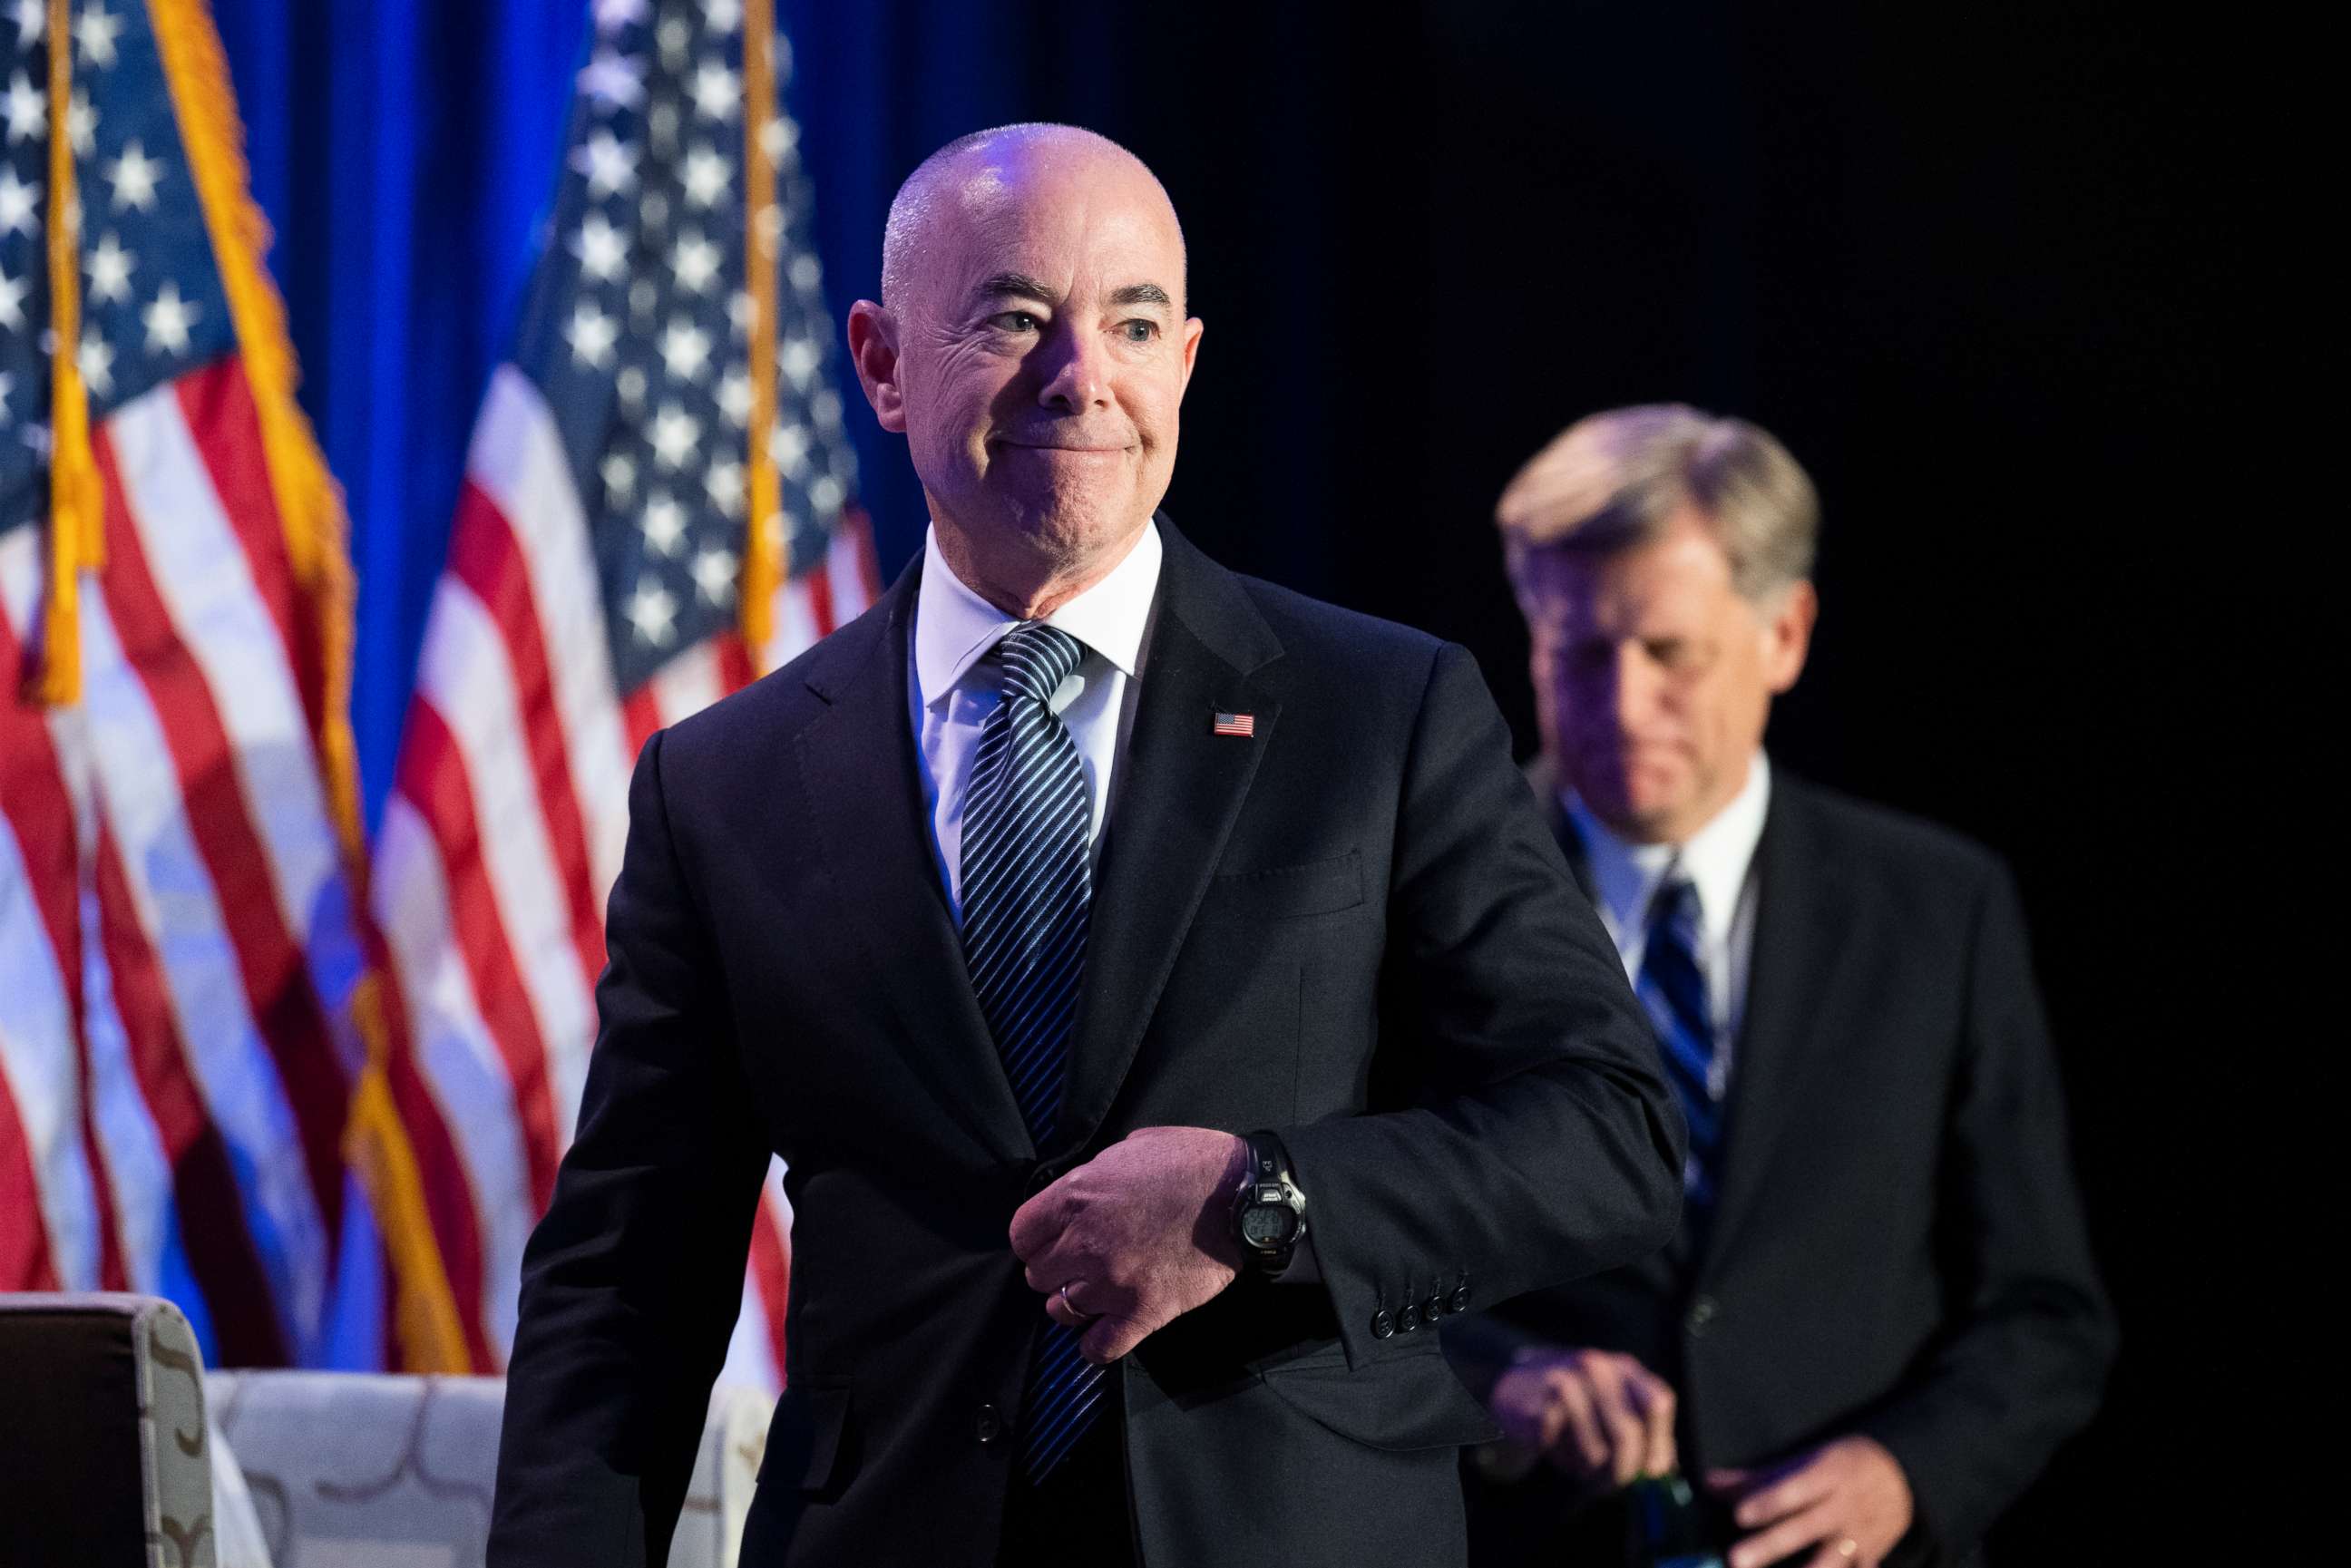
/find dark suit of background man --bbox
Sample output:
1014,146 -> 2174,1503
486,124 -> 1684,1568
1444,406 -> 2114,1568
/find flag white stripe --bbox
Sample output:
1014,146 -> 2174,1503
650,638 -> 727,728
106,389 -> 366,1079
72,588 -> 326,1348
760,574 -> 821,673
413,580 -> 600,1142
374,797 -> 537,1359
467,366 -> 632,900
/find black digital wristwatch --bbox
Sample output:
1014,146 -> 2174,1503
1230,1131 -> 1308,1274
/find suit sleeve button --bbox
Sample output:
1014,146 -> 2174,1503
1422,1293 -> 1446,1322
1399,1302 -> 1422,1333
1371,1309 -> 1396,1339
1683,1296 -> 1719,1337
1449,1284 -> 1471,1312
977,1403 -> 1004,1445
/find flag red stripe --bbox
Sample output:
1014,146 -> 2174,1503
446,482 -> 609,992
622,686 -> 663,767
1,567 -> 124,1294
804,564 -> 836,639
748,1195 -> 790,1381
716,630 -> 756,694
93,822 -> 290,1366
0,1071 -> 58,1289
367,921 -> 497,1371
393,706 -> 564,1211
92,430 -> 348,1236
172,359 -> 327,747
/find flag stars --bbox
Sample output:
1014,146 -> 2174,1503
646,101 -> 679,156
7,0 -> 44,45
705,459 -> 743,515
656,15 -> 692,68
591,0 -> 649,32
640,491 -> 687,555
0,370 -> 15,424
691,545 -> 737,606
574,130 -> 639,198
104,140 -> 165,211
625,575 -> 678,647
565,300 -> 619,369
601,451 -> 637,500
66,90 -> 94,155
639,190 -> 669,234
141,278 -> 199,355
0,165 -> 39,237
78,332 -> 113,395
681,146 -> 731,208
717,368 -> 750,426
670,229 -> 719,293
617,365 -> 647,411
658,317 -> 711,382
690,62 -> 739,121
770,420 -> 808,477
780,336 -> 819,390
3,71 -> 42,144
578,47 -> 645,108
86,232 -> 135,304
704,0 -> 742,33
649,403 -> 700,468
74,3 -> 123,69
0,264 -> 27,331
571,212 -> 629,281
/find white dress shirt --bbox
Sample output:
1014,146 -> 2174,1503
907,520 -> 1164,924
1564,753 -> 1771,1096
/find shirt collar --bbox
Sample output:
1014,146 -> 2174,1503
913,519 -> 1163,707
1564,752 -> 1772,947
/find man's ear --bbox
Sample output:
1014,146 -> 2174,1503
845,300 -> 905,433
1761,579 -> 1818,695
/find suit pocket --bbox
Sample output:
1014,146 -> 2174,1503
1258,1340 -> 1500,1452
757,1375 -> 851,1493
1199,852 -> 1365,922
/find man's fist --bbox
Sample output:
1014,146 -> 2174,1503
1009,1126 -> 1250,1364
1489,1347 -> 1678,1489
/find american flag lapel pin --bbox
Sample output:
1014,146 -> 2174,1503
1212,711 -> 1256,738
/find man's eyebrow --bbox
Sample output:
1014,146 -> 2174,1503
973,272 -> 1057,305
1108,283 -> 1173,309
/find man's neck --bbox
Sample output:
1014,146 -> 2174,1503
932,517 -> 1148,620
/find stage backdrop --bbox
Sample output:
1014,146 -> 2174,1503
212,3 -> 2251,1561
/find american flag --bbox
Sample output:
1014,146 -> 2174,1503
362,0 -> 875,1383
0,0 -> 381,1368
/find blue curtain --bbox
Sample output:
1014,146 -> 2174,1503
211,0 -> 1112,831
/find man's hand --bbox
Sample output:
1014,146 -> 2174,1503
1710,1437 -> 1914,1568
1488,1348 -> 1676,1490
1009,1126 -> 1250,1364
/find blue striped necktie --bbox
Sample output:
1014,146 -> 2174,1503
1637,874 -> 1723,1225
956,622 -> 1104,1483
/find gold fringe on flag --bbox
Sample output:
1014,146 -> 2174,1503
33,0 -> 103,706
739,0 -> 784,667
145,0 -> 472,1373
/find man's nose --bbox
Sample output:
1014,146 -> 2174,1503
1035,323 -> 1109,413
1613,646 -> 1655,733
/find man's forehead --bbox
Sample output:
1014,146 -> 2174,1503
936,160 -> 1183,291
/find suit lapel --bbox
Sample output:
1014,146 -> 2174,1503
795,554 -> 1034,1164
1052,522 -> 1284,1156
1700,783 -> 1853,1275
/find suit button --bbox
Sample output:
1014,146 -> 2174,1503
976,1403 -> 1004,1445
1399,1302 -> 1422,1333
1422,1293 -> 1445,1322
1684,1296 -> 1719,1338
1449,1284 -> 1471,1313
1371,1309 -> 1396,1339
1023,1164 -> 1058,1198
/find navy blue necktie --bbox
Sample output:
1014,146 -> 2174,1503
1637,874 -> 1723,1223
956,622 -> 1103,1482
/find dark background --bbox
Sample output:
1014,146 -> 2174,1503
222,0 -> 2267,1556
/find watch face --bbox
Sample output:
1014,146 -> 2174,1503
1240,1205 -> 1295,1248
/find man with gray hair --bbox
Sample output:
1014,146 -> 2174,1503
488,127 -> 1683,1567
1444,406 -> 2114,1568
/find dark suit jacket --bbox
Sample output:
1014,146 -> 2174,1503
1446,767 -> 2115,1567
486,521 -> 1685,1568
